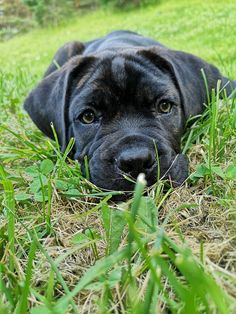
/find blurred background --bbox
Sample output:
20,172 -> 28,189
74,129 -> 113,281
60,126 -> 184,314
0,0 -> 157,40
0,0 -> 235,84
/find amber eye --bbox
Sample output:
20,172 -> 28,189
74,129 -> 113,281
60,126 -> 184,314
158,101 -> 173,114
80,110 -> 95,124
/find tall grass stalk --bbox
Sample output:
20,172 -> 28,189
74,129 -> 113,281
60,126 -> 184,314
16,241 -> 37,314
46,177 -> 52,234
0,164 -> 15,272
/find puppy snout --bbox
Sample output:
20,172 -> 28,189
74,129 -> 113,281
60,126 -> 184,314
117,148 -> 155,178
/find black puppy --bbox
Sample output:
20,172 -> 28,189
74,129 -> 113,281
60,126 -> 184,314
24,30 -> 236,192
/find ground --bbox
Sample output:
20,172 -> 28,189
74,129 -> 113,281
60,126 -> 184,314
0,0 -> 236,313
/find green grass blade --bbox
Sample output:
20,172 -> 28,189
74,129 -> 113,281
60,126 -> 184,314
55,246 -> 132,311
16,241 -> 37,314
0,164 -> 15,272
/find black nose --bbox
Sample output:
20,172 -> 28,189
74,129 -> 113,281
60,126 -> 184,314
117,148 -> 155,178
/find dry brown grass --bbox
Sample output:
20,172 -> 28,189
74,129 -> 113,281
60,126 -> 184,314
20,170 -> 235,312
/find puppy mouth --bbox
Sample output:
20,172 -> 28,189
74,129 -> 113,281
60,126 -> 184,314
81,150 -> 188,195
114,156 -> 160,185
160,153 -> 189,187
77,132 -> 187,194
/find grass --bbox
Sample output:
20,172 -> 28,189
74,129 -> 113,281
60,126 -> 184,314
0,0 -> 236,313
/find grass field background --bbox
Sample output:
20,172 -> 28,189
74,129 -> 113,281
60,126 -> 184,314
0,0 -> 236,313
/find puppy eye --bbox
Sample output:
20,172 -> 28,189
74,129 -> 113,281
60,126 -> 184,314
79,109 -> 96,124
158,101 -> 173,114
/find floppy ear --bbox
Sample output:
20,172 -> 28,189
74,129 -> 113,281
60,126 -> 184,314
140,47 -> 236,119
165,50 -> 236,118
24,56 -> 95,151
44,41 -> 85,77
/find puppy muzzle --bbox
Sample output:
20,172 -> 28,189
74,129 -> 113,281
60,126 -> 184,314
79,134 -> 188,192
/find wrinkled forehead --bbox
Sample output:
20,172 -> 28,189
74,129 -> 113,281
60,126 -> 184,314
71,52 -> 180,111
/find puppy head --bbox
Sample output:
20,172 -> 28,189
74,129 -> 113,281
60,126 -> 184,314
24,47 -> 230,192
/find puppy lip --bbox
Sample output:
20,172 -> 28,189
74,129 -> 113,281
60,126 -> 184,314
87,150 -> 183,191
87,154 -> 188,193
160,153 -> 189,185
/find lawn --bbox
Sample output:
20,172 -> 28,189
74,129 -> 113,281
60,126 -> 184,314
0,0 -> 236,313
